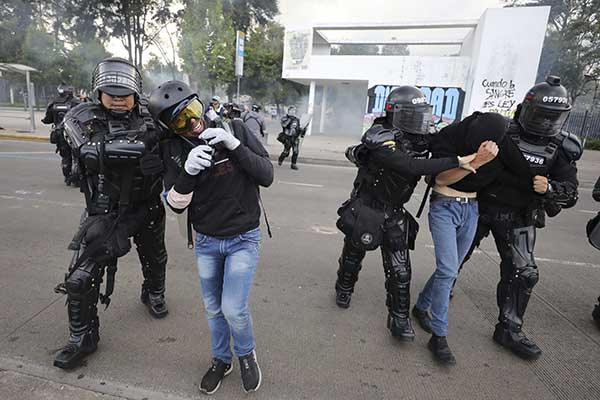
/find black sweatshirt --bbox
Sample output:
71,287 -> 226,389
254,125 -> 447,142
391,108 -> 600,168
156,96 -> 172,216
429,112 -> 508,193
162,119 -> 274,237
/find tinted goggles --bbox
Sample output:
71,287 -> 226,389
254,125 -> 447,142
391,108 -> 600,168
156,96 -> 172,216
168,97 -> 205,135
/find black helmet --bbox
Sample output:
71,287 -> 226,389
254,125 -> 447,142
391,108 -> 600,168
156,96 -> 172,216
91,57 -> 142,101
252,104 -> 261,112
384,86 -> 433,135
518,75 -> 571,137
57,83 -> 74,97
148,80 -> 197,122
224,102 -> 242,118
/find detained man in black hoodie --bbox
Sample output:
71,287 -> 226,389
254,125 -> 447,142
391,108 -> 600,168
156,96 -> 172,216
413,112 -> 505,364
149,81 -> 273,395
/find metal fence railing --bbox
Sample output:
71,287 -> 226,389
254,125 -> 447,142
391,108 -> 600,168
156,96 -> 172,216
564,111 -> 600,139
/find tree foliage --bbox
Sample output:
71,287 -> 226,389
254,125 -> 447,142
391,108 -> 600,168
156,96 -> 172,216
179,0 -> 235,94
507,0 -> 600,104
221,0 -> 279,33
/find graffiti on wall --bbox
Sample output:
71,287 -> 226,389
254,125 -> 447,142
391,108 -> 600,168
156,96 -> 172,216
367,85 -> 465,127
479,78 -> 517,117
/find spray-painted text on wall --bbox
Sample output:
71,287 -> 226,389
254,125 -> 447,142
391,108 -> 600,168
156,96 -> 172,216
368,85 -> 465,125
479,78 -> 517,116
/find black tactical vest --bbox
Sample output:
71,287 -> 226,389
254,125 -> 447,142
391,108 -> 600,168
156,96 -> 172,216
507,122 -> 561,177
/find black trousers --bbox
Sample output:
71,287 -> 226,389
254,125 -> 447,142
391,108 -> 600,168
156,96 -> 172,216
336,217 -> 412,319
279,136 -> 300,165
461,202 -> 538,330
63,200 -> 168,340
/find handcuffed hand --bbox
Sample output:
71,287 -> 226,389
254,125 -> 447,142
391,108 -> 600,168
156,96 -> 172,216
533,175 -> 549,194
472,140 -> 499,169
199,127 -> 241,150
184,145 -> 213,175
457,153 -> 477,174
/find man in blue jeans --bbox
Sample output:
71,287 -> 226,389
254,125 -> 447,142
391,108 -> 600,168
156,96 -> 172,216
149,81 -> 273,394
413,112 -> 506,365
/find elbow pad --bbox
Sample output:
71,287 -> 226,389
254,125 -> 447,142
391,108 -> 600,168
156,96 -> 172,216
547,181 -> 578,208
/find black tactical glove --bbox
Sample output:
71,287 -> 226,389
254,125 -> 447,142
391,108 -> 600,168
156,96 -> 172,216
140,153 -> 164,176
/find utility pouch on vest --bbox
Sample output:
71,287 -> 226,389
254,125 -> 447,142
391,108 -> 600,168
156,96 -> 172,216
336,197 -> 385,251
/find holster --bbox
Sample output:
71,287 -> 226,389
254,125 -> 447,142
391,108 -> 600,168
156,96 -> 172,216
336,197 -> 385,251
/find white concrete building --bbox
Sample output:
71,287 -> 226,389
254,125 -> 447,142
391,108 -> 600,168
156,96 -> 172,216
282,6 -> 550,137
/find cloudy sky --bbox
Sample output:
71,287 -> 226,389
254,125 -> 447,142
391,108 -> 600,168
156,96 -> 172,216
108,0 -> 507,63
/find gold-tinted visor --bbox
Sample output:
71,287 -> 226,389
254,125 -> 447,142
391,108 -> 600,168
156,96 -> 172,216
168,98 -> 204,134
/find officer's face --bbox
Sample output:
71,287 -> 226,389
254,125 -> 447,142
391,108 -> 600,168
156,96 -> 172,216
101,92 -> 135,111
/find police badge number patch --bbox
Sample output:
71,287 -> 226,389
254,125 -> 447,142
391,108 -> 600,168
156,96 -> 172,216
523,152 -> 545,165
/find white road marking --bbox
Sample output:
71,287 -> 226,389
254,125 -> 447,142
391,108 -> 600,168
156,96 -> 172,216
0,151 -> 54,154
578,210 -> 598,214
278,180 -> 324,188
0,194 -> 81,208
311,225 -> 339,235
424,244 -> 600,269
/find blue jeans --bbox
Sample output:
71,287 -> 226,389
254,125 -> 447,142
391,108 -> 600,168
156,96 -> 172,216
416,195 -> 478,337
195,227 -> 261,363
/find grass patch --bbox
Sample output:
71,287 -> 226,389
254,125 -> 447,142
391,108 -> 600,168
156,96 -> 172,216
584,138 -> 600,150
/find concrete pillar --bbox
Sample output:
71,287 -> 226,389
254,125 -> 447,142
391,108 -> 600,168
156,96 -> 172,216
9,87 -> 14,104
306,80 -> 316,136
319,85 -> 328,133
26,71 -> 35,132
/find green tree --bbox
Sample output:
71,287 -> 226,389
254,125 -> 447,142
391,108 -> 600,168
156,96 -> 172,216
179,0 -> 235,94
221,0 -> 279,33
381,44 -> 409,56
507,0 -> 600,104
331,44 -> 380,55
243,22 -> 306,109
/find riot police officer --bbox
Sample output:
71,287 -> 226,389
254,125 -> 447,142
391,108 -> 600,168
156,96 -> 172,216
590,176 -> 600,327
53,57 -> 169,369
459,76 -> 580,359
277,106 -> 304,170
334,86 -> 476,340
42,84 -> 81,186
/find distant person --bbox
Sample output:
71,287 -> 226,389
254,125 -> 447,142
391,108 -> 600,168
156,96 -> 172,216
277,106 -> 305,170
242,104 -> 266,144
42,84 -> 81,186
207,95 -> 226,118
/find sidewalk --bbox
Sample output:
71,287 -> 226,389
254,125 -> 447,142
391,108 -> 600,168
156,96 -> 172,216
0,126 -> 357,167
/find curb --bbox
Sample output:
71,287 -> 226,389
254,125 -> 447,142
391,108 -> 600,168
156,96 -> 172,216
0,132 -> 48,142
0,132 -> 353,168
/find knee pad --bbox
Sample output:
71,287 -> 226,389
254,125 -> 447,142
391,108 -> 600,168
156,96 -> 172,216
65,267 -> 96,295
518,265 -> 539,290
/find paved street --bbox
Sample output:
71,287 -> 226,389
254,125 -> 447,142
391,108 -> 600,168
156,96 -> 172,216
1,139 -> 599,400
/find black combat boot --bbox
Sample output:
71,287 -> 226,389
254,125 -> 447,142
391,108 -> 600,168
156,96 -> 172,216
493,322 -> 541,359
141,286 -> 168,319
291,163 -> 299,170
54,288 -> 100,369
387,313 -> 415,341
593,297 -> 600,327
277,154 -> 285,166
335,268 -> 358,308
428,335 -> 456,365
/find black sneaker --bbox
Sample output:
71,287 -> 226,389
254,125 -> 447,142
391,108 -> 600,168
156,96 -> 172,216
199,358 -> 233,395
239,350 -> 262,393
428,335 -> 456,365
412,306 -> 432,333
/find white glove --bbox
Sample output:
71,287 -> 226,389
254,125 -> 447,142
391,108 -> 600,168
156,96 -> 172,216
200,127 -> 241,151
184,145 -> 213,175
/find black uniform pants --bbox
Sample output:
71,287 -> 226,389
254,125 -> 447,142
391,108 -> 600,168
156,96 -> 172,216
461,202 -> 538,331
337,218 -> 412,319
63,201 -> 167,340
279,136 -> 300,165
56,136 -> 73,180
